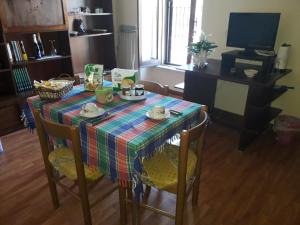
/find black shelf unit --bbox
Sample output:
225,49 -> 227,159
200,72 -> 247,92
182,59 -> 292,150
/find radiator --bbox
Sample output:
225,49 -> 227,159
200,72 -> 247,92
117,25 -> 138,69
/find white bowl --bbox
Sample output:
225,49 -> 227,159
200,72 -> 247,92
244,69 -> 258,78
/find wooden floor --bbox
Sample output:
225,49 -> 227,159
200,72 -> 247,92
0,124 -> 300,225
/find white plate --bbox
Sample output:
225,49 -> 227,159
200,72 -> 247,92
118,91 -> 147,101
146,109 -> 170,121
79,108 -> 106,118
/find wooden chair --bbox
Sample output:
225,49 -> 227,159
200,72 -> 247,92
137,80 -> 169,96
119,107 -> 208,225
33,109 -> 116,225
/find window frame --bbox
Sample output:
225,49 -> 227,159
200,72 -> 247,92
138,0 -> 198,67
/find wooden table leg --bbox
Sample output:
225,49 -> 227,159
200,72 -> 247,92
132,192 -> 141,225
119,185 -> 127,225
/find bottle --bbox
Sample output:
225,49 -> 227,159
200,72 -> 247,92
32,34 -> 42,59
19,41 -> 28,61
49,40 -> 57,56
36,33 -> 45,57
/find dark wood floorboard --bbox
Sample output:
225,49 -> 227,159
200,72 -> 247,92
0,124 -> 299,225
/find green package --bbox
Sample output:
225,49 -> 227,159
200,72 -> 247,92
84,64 -> 104,91
111,68 -> 137,92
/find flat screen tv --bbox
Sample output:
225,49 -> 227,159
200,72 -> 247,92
226,13 -> 280,53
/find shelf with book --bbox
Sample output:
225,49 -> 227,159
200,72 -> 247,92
5,31 -> 72,64
11,67 -> 33,93
0,0 -> 74,136
0,68 -> 10,73
68,12 -> 112,16
11,55 -> 71,66
70,32 -> 112,39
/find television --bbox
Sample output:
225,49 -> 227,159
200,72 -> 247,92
226,13 -> 280,54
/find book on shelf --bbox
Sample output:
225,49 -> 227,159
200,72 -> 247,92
9,41 -> 29,63
6,43 -> 13,63
9,42 -> 18,62
13,41 -> 22,62
12,67 -> 33,92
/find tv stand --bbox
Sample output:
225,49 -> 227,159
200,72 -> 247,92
239,48 -> 257,56
180,59 -> 292,150
221,50 -> 276,79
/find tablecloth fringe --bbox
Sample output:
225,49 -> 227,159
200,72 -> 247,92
21,103 -> 35,132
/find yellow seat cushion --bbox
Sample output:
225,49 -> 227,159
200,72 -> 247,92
141,144 -> 197,193
48,148 -> 102,181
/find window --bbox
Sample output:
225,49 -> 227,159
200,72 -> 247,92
139,0 -> 203,66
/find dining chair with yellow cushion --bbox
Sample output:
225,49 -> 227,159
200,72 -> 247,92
120,107 -> 208,225
33,109 -> 115,225
137,80 -> 169,96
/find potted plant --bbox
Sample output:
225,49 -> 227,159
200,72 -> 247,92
188,33 -> 218,68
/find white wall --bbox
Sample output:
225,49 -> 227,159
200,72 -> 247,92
202,0 -> 300,117
113,0 -> 139,69
140,66 -> 185,92
114,0 -> 300,117
113,0 -> 138,27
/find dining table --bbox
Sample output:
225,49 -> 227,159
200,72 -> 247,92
27,80 -> 203,189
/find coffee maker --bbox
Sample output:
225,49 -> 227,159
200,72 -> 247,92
275,43 -> 291,72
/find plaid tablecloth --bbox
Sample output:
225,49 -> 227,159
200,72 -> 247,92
28,82 -> 202,185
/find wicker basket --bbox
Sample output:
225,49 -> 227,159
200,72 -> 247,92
35,80 -> 73,101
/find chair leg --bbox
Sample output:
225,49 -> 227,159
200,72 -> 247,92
119,186 -> 127,225
47,177 -> 60,208
45,166 -> 59,208
142,185 -> 151,203
77,179 -> 92,225
175,192 -> 185,225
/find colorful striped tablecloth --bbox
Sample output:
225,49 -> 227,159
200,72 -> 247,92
28,82 -> 202,185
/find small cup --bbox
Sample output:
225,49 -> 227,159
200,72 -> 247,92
82,103 -> 98,113
95,87 -> 113,104
95,8 -> 103,13
151,105 -> 165,118
122,85 -> 131,96
135,84 -> 144,96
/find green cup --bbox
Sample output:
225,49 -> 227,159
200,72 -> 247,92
95,87 -> 113,104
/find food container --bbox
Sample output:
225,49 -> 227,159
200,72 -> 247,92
122,85 -> 131,96
84,64 -> 103,91
135,84 -> 144,96
111,68 -> 137,92
95,87 -> 114,104
34,80 -> 74,101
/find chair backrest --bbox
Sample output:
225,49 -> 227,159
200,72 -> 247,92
137,80 -> 169,96
33,109 -> 84,178
177,109 -> 208,193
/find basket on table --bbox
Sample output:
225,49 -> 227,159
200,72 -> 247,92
53,73 -> 81,85
34,78 -> 74,101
